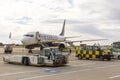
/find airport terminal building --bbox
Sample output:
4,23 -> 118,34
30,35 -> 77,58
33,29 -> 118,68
113,41 -> 120,49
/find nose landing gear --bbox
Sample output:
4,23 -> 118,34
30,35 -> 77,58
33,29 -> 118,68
28,49 -> 32,53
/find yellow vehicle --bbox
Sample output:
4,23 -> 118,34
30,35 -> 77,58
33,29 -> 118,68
75,45 -> 113,61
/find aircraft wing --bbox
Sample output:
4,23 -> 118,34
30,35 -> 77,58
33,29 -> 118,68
40,40 -> 64,43
66,39 -> 108,43
65,36 -> 81,39
65,39 -> 108,47
40,39 -> 108,43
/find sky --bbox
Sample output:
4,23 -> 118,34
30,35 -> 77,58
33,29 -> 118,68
0,0 -> 120,45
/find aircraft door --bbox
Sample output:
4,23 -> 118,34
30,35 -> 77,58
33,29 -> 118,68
36,32 -> 40,41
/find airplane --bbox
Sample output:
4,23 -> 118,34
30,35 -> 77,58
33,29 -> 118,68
21,20 -> 107,52
21,20 -> 70,52
10,20 -> 107,53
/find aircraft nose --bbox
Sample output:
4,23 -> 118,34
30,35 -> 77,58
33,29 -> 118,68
21,38 -> 26,44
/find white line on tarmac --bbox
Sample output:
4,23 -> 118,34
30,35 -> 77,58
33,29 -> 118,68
0,69 -> 45,77
0,61 -> 96,77
71,63 -> 95,67
0,61 -> 3,63
18,64 -> 120,80
109,75 -> 120,79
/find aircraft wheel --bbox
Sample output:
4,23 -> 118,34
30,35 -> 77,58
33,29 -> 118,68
28,49 -> 32,53
9,50 -> 12,54
4,51 -> 7,53
107,57 -> 111,61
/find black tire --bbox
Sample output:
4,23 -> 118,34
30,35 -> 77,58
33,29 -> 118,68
4,51 -> 7,53
107,57 -> 111,61
23,58 -> 29,66
118,55 -> 120,60
4,51 -> 6,53
78,55 -> 82,60
28,50 -> 32,53
86,58 -> 89,60
9,50 -> 12,53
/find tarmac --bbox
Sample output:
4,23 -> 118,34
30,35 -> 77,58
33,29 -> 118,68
0,47 -> 120,80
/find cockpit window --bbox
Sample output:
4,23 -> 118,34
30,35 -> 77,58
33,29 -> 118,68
24,34 -> 34,37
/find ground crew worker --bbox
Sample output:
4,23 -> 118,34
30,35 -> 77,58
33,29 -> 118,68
68,48 -> 71,55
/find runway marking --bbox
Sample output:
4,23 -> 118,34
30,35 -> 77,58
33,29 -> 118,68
0,61 -> 97,77
109,75 -> 120,79
0,69 -> 45,77
18,64 -> 120,80
0,61 -> 3,63
0,60 -> 119,79
0,63 -> 95,77
71,63 -> 95,67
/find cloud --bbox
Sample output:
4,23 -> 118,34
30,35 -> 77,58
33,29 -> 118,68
73,24 -> 109,37
67,0 -> 74,8
15,16 -> 32,25
105,3 -> 120,21
0,0 -> 120,45
16,0 -> 33,3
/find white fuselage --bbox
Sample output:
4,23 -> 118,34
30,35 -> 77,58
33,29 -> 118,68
21,32 -> 65,46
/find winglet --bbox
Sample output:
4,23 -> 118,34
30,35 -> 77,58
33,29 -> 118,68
59,19 -> 66,36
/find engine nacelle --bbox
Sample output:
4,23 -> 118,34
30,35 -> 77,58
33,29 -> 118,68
58,42 -> 66,50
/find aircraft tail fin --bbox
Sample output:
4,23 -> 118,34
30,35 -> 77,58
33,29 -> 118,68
59,19 -> 66,36
8,32 -> 20,40
9,32 -> 11,39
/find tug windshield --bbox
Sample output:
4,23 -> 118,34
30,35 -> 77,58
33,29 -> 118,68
52,48 -> 62,56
